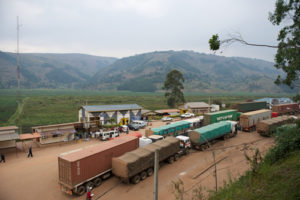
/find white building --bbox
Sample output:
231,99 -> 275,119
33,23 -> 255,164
0,126 -> 19,149
79,104 -> 142,128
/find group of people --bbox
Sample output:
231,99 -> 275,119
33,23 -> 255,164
0,146 -> 33,163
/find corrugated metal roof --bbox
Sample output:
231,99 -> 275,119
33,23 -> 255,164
255,98 -> 293,105
82,104 -> 141,112
152,121 -> 190,132
0,126 -> 18,131
155,109 -> 179,114
0,133 -> 19,141
19,133 -> 41,140
183,102 -> 210,108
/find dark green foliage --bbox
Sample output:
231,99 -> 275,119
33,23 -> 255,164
209,34 -> 221,51
270,0 -> 300,88
117,78 -> 157,92
264,125 -> 300,164
163,70 -> 185,107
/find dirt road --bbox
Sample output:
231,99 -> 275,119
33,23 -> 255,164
0,121 -> 274,200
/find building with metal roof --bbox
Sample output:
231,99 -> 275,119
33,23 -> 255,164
255,98 -> 294,107
0,126 -> 19,149
179,102 -> 211,114
79,104 -> 142,129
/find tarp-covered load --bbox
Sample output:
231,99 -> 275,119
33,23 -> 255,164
257,115 -> 294,136
112,137 -> 180,179
188,121 -> 231,145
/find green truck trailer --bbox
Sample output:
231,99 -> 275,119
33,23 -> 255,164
188,121 -> 236,150
152,121 -> 191,136
203,110 -> 240,125
237,101 -> 268,113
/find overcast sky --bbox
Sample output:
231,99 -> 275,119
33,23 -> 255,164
0,0 -> 280,61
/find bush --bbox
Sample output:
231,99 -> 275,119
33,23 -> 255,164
264,125 -> 300,164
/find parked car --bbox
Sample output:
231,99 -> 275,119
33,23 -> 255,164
162,116 -> 173,122
128,123 -> 140,131
181,113 -> 195,118
132,120 -> 147,128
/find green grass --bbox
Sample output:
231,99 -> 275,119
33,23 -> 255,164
0,89 -> 293,133
209,151 -> 300,200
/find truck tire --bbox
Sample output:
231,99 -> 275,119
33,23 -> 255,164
131,175 -> 141,184
85,181 -> 94,190
76,185 -> 86,196
140,171 -> 147,180
168,156 -> 175,164
174,153 -> 179,161
147,168 -> 154,176
93,177 -> 102,187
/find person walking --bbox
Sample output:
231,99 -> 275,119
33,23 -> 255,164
86,187 -> 94,200
0,153 -> 5,163
27,147 -> 33,157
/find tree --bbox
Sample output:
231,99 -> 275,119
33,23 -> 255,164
163,69 -> 185,108
209,0 -> 300,88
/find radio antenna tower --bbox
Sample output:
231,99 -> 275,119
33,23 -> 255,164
17,16 -> 22,134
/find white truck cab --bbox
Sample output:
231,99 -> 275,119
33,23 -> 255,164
176,135 -> 191,149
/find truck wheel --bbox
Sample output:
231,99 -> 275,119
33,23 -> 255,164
85,181 -> 94,190
147,168 -> 154,176
200,145 -> 205,151
93,177 -> 102,187
168,156 -> 175,164
131,175 -> 141,184
174,153 -> 179,161
140,171 -> 147,180
76,185 -> 86,196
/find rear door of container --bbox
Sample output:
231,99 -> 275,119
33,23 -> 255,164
58,157 -> 72,187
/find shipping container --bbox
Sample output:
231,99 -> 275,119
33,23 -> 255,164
58,136 -> 139,195
271,103 -> 300,115
112,137 -> 181,184
257,115 -> 294,136
239,109 -> 271,132
203,110 -> 239,125
151,121 -> 191,136
188,121 -> 236,150
237,101 -> 268,112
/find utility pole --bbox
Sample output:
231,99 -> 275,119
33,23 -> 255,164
153,149 -> 159,200
17,16 -> 22,134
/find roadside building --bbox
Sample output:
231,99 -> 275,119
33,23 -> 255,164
179,102 -> 211,115
79,104 -> 142,128
32,123 -> 78,144
141,109 -> 159,120
255,98 -> 294,108
155,109 -> 180,116
0,126 -> 19,149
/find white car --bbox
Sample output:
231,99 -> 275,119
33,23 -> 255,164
162,116 -> 173,122
181,113 -> 195,118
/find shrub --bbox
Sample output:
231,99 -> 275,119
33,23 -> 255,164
264,125 -> 300,164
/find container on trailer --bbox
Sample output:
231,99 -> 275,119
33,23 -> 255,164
239,109 -> 271,132
203,110 -> 239,125
148,134 -> 164,142
112,137 -> 180,182
257,115 -> 294,136
151,121 -> 191,136
58,136 -> 139,194
188,121 -> 232,147
271,103 -> 300,115
237,101 -> 268,113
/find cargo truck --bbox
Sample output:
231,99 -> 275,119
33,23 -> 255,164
188,121 -> 237,150
203,110 -> 240,125
58,136 -> 139,196
256,115 -> 295,136
151,121 -> 191,137
112,137 -> 189,184
237,101 -> 268,112
239,109 -> 271,132
271,103 -> 300,115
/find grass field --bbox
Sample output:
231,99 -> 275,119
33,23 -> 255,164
0,89 -> 292,133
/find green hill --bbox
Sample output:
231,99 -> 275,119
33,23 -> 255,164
89,50 -> 294,93
0,51 -> 117,89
